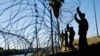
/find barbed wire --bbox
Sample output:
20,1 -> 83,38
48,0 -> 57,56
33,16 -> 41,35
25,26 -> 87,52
0,0 -> 81,55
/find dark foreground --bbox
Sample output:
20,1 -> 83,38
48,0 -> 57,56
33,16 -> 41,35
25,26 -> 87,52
48,42 -> 100,56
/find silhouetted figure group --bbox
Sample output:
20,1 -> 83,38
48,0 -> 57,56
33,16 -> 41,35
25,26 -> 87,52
60,7 -> 89,53
60,24 -> 76,51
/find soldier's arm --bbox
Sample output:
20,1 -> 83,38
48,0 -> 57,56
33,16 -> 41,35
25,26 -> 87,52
74,14 -> 80,23
77,7 -> 82,18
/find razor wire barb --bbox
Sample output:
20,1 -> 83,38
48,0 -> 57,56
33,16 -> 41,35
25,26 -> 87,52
0,0 -> 81,55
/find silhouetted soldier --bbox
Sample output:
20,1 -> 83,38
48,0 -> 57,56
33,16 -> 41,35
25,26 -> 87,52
60,30 -> 65,46
74,7 -> 89,53
67,24 -> 76,51
64,28 -> 69,51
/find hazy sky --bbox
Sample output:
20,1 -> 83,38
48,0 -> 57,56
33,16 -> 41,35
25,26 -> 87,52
59,0 -> 100,39
0,0 -> 99,38
0,0 -> 100,48
73,0 -> 100,38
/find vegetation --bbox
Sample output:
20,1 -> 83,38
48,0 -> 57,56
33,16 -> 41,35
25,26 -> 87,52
73,36 -> 100,46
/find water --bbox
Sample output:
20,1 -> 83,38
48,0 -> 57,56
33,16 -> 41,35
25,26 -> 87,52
11,53 -> 33,56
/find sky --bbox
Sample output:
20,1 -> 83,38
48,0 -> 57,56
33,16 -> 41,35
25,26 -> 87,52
58,0 -> 100,39
72,0 -> 100,38
0,0 -> 100,48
